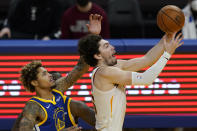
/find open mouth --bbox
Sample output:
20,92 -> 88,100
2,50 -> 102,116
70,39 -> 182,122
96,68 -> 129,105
112,51 -> 116,57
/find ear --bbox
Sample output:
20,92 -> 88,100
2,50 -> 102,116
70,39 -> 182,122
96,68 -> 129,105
94,53 -> 102,60
31,80 -> 38,87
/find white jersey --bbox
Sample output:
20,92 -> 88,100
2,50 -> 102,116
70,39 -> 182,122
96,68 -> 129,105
91,67 -> 127,131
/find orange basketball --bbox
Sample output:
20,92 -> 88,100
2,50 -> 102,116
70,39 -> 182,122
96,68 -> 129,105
157,5 -> 185,33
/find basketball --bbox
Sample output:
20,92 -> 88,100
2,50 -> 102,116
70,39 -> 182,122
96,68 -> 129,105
157,5 -> 185,33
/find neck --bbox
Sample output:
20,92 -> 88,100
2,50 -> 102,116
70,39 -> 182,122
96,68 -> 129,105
77,2 -> 92,12
97,61 -> 107,67
35,88 -> 53,100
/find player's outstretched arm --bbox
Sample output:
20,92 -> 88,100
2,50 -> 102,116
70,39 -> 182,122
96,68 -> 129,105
19,101 -> 41,131
102,33 -> 183,87
55,56 -> 89,93
117,32 -> 181,72
70,100 -> 96,127
55,14 -> 103,93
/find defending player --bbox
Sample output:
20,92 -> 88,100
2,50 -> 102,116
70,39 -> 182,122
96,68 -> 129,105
14,14 -> 102,131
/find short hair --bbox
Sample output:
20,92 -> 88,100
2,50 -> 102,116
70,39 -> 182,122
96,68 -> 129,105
20,61 -> 42,92
78,34 -> 102,67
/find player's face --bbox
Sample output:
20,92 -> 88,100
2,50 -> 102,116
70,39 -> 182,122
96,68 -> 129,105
36,67 -> 55,89
98,39 -> 117,66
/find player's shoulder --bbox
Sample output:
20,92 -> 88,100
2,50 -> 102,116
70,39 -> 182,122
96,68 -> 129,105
23,100 -> 45,119
24,101 -> 41,112
97,65 -> 120,76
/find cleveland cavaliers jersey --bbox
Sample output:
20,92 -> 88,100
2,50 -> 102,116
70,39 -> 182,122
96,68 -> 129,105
91,67 -> 127,131
29,89 -> 76,131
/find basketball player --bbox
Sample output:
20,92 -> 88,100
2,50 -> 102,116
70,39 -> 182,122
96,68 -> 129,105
12,71 -> 95,131
15,14 -> 102,131
78,33 -> 183,131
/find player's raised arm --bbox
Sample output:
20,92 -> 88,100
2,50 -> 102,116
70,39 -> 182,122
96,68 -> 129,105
98,33 -> 183,87
117,33 -> 181,72
118,4 -> 185,72
55,56 -> 89,93
55,14 -> 103,93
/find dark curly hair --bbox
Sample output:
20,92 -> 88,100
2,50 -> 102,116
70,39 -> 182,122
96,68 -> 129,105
20,61 -> 42,92
78,34 -> 102,67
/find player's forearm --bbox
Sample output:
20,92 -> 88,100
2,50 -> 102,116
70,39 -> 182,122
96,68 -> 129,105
56,56 -> 89,92
132,51 -> 170,85
143,36 -> 165,67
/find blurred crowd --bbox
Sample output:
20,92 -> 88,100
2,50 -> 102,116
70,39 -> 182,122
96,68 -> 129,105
0,0 -> 197,40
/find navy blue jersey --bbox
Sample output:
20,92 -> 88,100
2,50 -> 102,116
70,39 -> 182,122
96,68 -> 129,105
29,89 -> 66,131
63,96 -> 77,128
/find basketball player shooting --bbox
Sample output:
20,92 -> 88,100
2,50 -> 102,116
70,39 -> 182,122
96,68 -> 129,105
78,32 -> 183,130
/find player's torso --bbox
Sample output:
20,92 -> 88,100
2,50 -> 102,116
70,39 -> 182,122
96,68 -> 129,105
30,89 -> 67,131
91,68 -> 127,131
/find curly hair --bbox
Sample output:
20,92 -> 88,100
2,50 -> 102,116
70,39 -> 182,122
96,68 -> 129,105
78,34 -> 102,67
20,61 -> 42,92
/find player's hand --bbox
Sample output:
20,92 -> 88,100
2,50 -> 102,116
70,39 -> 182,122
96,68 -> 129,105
0,27 -> 11,38
87,14 -> 102,35
62,125 -> 82,131
163,32 -> 184,55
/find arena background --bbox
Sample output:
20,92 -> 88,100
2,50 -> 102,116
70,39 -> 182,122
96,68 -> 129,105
0,0 -> 196,130
0,39 -> 196,130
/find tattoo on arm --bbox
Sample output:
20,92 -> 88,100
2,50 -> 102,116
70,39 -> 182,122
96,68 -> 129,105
11,112 -> 23,131
19,101 -> 41,131
56,56 -> 89,93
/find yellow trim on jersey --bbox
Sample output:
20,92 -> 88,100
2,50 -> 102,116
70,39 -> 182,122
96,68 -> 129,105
110,96 -> 114,118
63,96 -> 67,103
52,89 -> 64,99
32,95 -> 56,105
67,98 -> 76,126
29,100 -> 48,126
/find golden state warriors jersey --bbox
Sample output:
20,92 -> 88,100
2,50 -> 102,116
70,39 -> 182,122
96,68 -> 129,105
91,67 -> 127,131
63,96 -> 77,128
30,89 -> 76,131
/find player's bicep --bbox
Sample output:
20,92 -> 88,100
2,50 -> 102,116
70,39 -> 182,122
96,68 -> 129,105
118,57 -> 149,72
19,102 -> 39,130
100,67 -> 132,85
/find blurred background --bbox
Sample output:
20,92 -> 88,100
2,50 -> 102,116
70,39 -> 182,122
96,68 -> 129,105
0,0 -> 197,131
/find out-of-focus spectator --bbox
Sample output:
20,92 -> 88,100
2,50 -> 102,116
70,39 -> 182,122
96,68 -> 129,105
182,0 -> 197,39
61,0 -> 110,39
0,0 -> 63,40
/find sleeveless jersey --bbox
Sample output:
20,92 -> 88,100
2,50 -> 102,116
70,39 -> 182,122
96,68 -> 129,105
29,89 -> 76,131
91,67 -> 127,131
